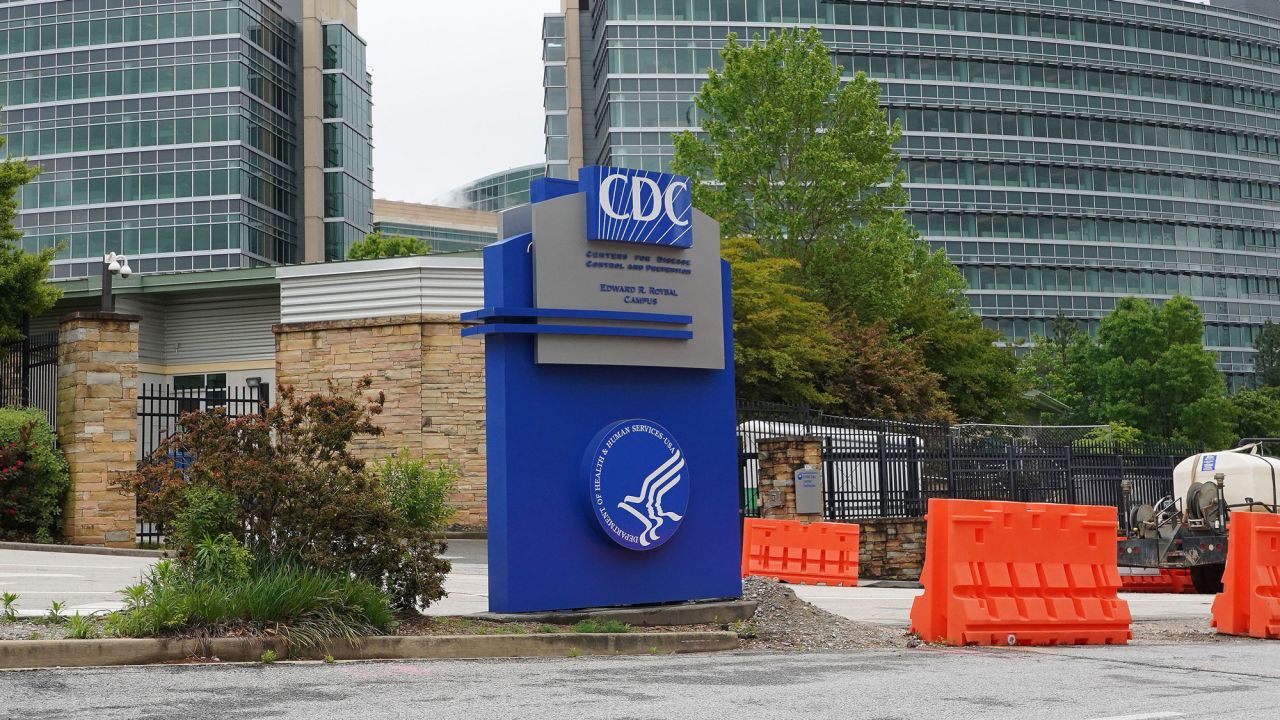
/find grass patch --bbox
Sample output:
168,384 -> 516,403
571,619 -> 632,634
104,558 -> 396,649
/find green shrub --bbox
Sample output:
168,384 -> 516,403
115,379 -> 451,611
106,557 -> 396,649
0,408 -> 69,542
187,534 -> 252,584
1,591 -> 17,621
260,649 -> 278,664
170,486 -> 239,553
372,451 -> 458,534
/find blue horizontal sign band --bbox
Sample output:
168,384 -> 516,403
460,323 -> 692,341
461,307 -> 692,325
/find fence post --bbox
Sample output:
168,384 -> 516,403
878,422 -> 889,517
18,315 -> 30,407
1065,444 -> 1076,505
1007,441 -> 1019,502
907,436 -> 921,516
945,431 -> 955,499
823,435 -> 834,519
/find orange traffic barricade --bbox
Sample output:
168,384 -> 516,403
909,499 -> 1132,646
1211,511 -> 1280,639
741,518 -> 859,587
1119,568 -> 1195,594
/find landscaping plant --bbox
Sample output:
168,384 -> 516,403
115,378 -> 451,614
370,450 -> 458,534
1,591 -> 17,621
0,409 -> 69,542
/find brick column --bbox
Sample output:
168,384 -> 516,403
755,436 -> 824,523
275,314 -> 487,528
57,312 -> 140,548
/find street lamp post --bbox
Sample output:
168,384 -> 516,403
100,252 -> 133,312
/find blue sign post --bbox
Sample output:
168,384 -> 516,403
462,166 -> 741,613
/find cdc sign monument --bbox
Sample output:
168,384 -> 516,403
462,166 -> 740,613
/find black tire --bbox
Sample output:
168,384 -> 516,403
1190,563 -> 1225,594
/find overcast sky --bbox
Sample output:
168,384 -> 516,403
362,0 -> 560,205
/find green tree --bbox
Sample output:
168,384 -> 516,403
0,135 -> 57,341
1230,386 -> 1280,441
347,233 -> 430,260
722,236 -> 841,407
826,319 -> 955,422
1254,320 -> 1280,387
1056,296 -> 1235,447
674,29 -> 1022,420
672,28 -> 904,254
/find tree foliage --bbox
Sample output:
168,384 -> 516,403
347,233 -> 431,261
0,134 -> 57,341
1230,386 -> 1280,441
1025,296 -> 1236,447
673,28 -> 904,254
826,320 -> 954,422
1254,320 -> 1280,388
674,28 -> 1021,420
722,236 -> 840,407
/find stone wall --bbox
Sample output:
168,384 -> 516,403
56,312 -> 139,547
755,436 -> 824,523
274,314 -> 486,526
855,517 -> 928,581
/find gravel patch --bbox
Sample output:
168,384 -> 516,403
0,621 -> 72,641
1129,619 -> 1262,645
739,577 -> 910,651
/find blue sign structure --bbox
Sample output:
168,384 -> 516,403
462,165 -> 740,613
584,419 -> 690,552
581,166 -> 693,248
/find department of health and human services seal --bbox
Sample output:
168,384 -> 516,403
583,419 -> 689,551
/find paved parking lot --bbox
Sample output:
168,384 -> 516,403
0,540 -> 1218,629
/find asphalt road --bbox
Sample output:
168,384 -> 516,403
3,644 -> 1280,719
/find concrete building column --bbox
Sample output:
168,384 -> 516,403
755,436 -> 824,523
56,312 -> 140,548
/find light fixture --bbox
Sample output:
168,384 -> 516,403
100,252 -> 133,312
245,377 -> 262,388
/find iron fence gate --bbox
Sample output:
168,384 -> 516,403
0,330 -> 59,429
135,383 -> 269,544
737,402 -> 1199,524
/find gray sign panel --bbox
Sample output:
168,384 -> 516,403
531,192 -> 725,369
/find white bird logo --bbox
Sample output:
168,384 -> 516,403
615,450 -> 686,547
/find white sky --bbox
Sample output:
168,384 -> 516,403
362,0 -> 560,205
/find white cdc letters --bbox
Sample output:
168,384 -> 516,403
598,173 -> 689,226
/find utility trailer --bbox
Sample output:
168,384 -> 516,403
1118,438 -> 1280,593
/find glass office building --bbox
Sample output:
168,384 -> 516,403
0,0 -> 372,277
371,198 -> 496,253
547,0 -> 1280,388
456,164 -> 546,212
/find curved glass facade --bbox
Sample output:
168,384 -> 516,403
457,164 -> 546,212
550,0 -> 1280,388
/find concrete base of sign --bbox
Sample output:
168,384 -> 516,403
472,599 -> 757,627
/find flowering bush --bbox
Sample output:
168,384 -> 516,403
0,408 -> 69,542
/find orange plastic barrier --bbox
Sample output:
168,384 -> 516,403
1119,568 -> 1195,594
741,518 -> 859,587
1211,511 -> 1280,639
909,499 -> 1132,646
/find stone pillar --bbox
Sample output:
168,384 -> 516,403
755,436 -> 824,523
56,312 -> 140,548
274,314 -> 487,528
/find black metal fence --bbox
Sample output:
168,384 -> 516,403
0,330 -> 59,430
737,402 -> 1199,523
135,383 -> 269,544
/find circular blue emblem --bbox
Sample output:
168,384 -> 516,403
584,419 -> 689,551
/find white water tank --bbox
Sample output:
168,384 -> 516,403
1171,449 -> 1280,514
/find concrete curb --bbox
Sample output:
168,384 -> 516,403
0,632 -> 739,670
473,600 -> 757,627
0,542 -> 171,559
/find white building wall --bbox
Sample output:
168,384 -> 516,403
277,256 -> 484,324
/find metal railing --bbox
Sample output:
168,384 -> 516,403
737,402 -> 1199,523
0,330 -> 59,430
